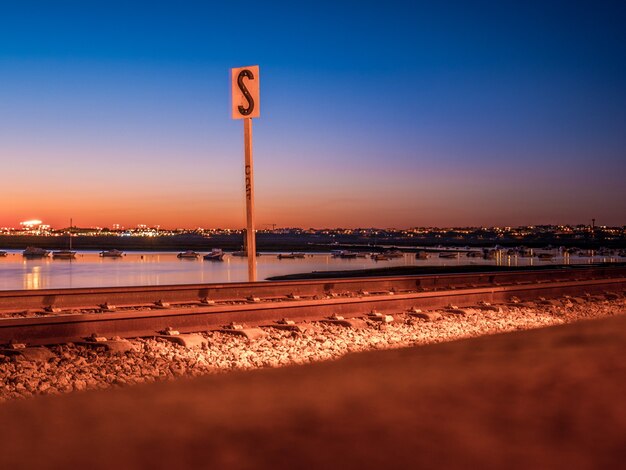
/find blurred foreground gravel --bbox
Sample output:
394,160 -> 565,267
1,294 -> 624,401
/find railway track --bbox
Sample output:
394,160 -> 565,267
1,265 -> 625,346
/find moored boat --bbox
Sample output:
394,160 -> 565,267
372,253 -> 391,261
438,252 -> 459,259
383,250 -> 403,258
177,250 -> 199,259
53,219 -> 76,260
537,253 -> 554,260
22,247 -> 50,258
0,251 -> 7,257
415,251 -> 430,259
339,251 -> 357,259
466,251 -> 482,258
100,249 -> 124,258
204,249 -> 225,261
278,252 -> 305,259
52,249 -> 76,260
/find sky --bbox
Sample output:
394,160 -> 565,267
1,1 -> 625,229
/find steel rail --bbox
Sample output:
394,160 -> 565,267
0,265 -> 624,313
1,276 -> 625,346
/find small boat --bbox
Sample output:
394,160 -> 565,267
383,250 -> 404,258
204,249 -> 225,261
100,249 -> 124,258
537,253 -> 554,260
278,252 -> 305,259
22,247 -> 50,259
438,252 -> 459,259
483,250 -> 497,260
519,250 -> 534,258
415,251 -> 430,259
52,249 -> 76,260
0,251 -> 7,257
331,250 -> 343,257
177,250 -> 199,259
466,251 -> 482,258
339,251 -> 358,259
372,254 -> 391,261
53,219 -> 77,259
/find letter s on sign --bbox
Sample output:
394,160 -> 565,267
231,65 -> 260,119
237,70 -> 255,116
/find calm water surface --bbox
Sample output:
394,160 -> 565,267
0,250 -> 622,291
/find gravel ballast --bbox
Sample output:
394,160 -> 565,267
1,295 -> 624,402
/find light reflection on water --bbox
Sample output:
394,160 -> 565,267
0,250 -> 622,291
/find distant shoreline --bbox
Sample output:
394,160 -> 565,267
0,233 -> 624,252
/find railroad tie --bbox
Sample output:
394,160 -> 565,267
219,323 -> 266,340
157,328 -> 208,348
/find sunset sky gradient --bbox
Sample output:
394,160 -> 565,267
1,1 -> 625,228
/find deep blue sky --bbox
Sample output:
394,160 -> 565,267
1,1 -> 625,228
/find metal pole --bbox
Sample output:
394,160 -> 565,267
244,118 -> 257,282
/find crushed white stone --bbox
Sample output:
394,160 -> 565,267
1,295 -> 624,402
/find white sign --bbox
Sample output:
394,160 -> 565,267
231,65 -> 260,119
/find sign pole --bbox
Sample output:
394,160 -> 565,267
231,65 -> 260,283
244,117 -> 257,282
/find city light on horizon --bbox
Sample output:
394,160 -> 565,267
1,217 -> 624,233
0,218 -> 623,236
20,220 -> 43,227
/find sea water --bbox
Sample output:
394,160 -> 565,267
0,250 -> 621,290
